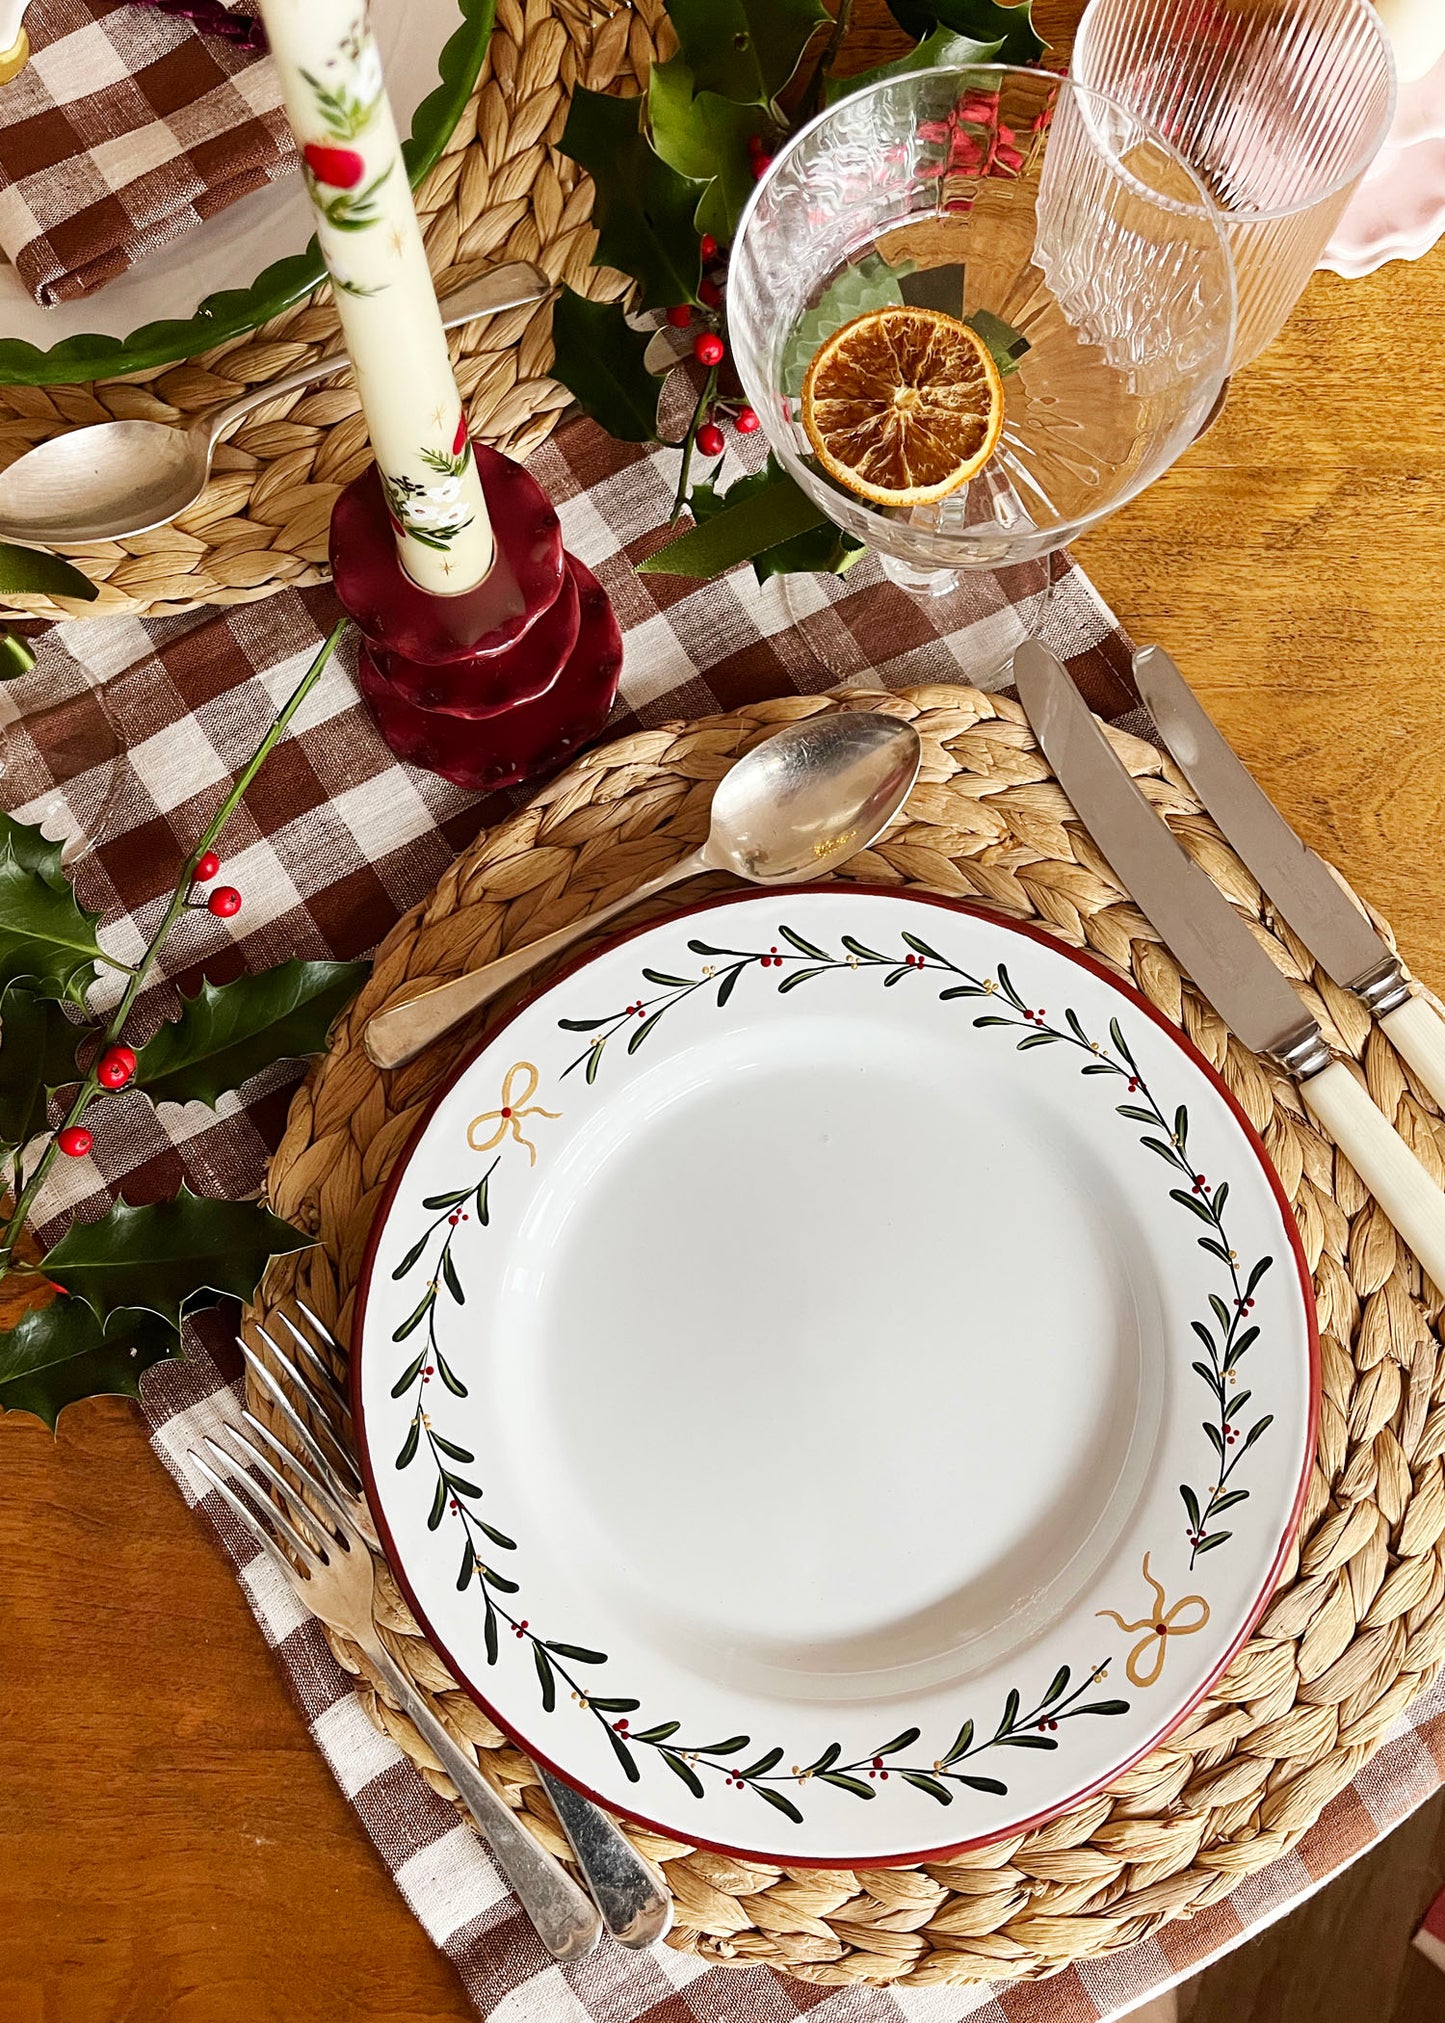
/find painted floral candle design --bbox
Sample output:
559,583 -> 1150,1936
256,2 -> 494,594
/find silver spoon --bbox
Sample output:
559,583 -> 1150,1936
0,261 -> 551,547
364,711 -> 923,1071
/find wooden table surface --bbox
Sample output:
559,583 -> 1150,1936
6,4 -> 1445,2018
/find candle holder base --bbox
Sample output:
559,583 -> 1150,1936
331,459 -> 623,793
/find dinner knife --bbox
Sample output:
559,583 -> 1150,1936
1013,641 -> 1445,1289
1133,643 -> 1445,1112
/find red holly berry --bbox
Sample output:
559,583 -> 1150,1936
752,153 -> 774,180
193,849 -> 221,883
452,413 -> 470,458
666,303 -> 692,328
696,421 -> 725,458
96,1045 -> 136,1091
698,275 -> 722,309
699,232 -> 719,261
693,331 -> 725,367
303,142 -> 366,189
746,133 -> 765,157
57,1125 -> 92,1159
208,886 -> 242,918
735,405 -> 760,433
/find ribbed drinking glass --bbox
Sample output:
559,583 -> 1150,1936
1073,0 -> 1396,369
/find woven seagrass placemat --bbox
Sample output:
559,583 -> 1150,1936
0,0 -> 672,622
246,681 -> 1445,1988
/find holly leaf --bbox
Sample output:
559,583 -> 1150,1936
689,461 -> 865,584
780,252 -> 914,395
884,0 -> 1046,62
133,959 -> 368,1110
42,1186 -> 312,1331
639,464 -> 830,579
0,810 -> 67,882
559,88 -> 706,313
668,0 -> 828,107
549,288 -> 662,443
825,25 -> 1004,103
0,630 -> 36,681
0,543 -> 99,605
0,985 -> 83,1149
0,836 -> 107,1005
0,1293 -> 177,1429
648,56 -> 758,245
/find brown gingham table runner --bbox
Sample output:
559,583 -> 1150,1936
6,415 -> 1443,2020
0,0 -> 289,304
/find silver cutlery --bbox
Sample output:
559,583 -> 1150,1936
237,1300 -> 672,1952
1133,642 -> 1445,1113
0,261 -> 551,548
1013,641 -> 1445,1290
364,709 -> 923,1070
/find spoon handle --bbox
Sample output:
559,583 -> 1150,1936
364,849 -> 711,1070
204,260 -> 552,445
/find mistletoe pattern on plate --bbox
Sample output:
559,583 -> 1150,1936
371,907 -> 1302,1843
258,0 -> 493,590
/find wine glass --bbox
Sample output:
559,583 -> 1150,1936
727,65 -> 1235,668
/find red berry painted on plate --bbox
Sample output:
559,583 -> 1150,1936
451,413 -> 469,457
303,142 -> 365,189
693,331 -> 724,366
96,1045 -> 136,1090
699,232 -> 718,262
208,885 -> 242,918
698,275 -> 722,308
666,303 -> 692,328
193,849 -> 220,882
735,405 -> 760,433
696,422 -> 725,458
57,1126 -> 91,1158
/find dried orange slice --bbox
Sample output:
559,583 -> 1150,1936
801,305 -> 1004,508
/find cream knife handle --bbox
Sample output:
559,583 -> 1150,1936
1300,1058 -> 1445,1290
1379,995 -> 1445,1115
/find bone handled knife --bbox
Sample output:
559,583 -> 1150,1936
1013,641 -> 1445,1291
1133,643 -> 1445,1113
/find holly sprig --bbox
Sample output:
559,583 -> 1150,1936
0,624 -> 369,1428
550,0 -> 1047,581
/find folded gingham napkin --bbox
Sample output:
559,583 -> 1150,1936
6,414 -> 1445,2020
0,0 -> 292,304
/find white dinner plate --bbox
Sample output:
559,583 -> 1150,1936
354,888 -> 1317,1865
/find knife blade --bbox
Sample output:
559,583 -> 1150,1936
1132,643 -> 1445,1113
1013,641 -> 1445,1289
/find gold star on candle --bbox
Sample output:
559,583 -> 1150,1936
389,225 -> 405,257
431,404 -> 446,429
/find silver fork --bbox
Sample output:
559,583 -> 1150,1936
237,1301 -> 672,1951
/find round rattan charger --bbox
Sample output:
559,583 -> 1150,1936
248,683 -> 1445,1988
0,0 -> 674,621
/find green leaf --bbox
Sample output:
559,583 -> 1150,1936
648,56 -> 758,245
133,960 -> 368,1110
0,1296 -> 176,1428
662,1750 -> 705,1797
0,986 -> 83,1148
0,543 -> 99,605
1040,1666 -> 1070,1708
953,1772 -> 1008,1794
780,251 -> 913,395
549,287 -> 662,443
754,1784 -> 804,1823
428,1476 -> 448,1531
391,1350 -> 426,1397
0,629 -> 36,681
533,1642 -> 557,1712
740,1746 -> 784,1779
0,838 -> 108,1005
901,1771 -> 954,1804
884,0 -> 1046,63
484,1599 -> 499,1666
633,1721 -> 681,1743
667,0 -> 827,106
1067,1699 -> 1130,1717
42,1185 -> 312,1331
639,467 -> 829,580
816,1770 -> 875,1799
544,1641 -> 608,1663
690,460 -> 850,590
1180,1483 -> 1202,1530
605,1725 -> 640,1781
825,24 -> 1002,103
559,89 -> 706,313
396,1419 -> 421,1468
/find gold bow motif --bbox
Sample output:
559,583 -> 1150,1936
467,1062 -> 559,1166
1097,1553 -> 1211,1689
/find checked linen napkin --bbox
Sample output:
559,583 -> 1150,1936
6,415 -> 1445,2021
0,0 -> 290,304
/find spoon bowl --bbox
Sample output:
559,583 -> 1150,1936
363,710 -> 923,1069
0,260 -> 551,547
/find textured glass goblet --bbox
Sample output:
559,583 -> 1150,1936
728,66 -> 1235,634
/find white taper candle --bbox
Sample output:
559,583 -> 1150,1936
1372,0 -> 1445,83
257,1 -> 494,593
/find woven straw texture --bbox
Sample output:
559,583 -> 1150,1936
248,683 -> 1445,1988
0,0 -> 673,623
